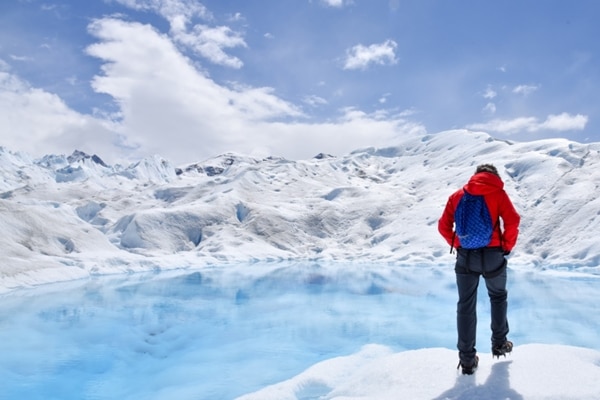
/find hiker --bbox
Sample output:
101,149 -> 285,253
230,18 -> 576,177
438,164 -> 521,375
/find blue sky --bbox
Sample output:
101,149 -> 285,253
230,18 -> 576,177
0,0 -> 598,164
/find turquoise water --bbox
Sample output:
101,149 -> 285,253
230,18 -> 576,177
0,263 -> 598,399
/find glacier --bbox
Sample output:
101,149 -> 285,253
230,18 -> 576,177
2,129 -> 600,291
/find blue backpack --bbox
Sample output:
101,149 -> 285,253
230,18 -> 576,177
454,190 -> 497,249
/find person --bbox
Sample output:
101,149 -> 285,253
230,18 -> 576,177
438,164 -> 520,375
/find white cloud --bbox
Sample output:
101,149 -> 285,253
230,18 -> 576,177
265,107 -> 425,159
540,112 -> 588,131
0,16 -> 425,165
483,102 -> 496,115
228,12 -> 244,22
79,18 -> 421,163
320,0 -> 347,7
483,86 -> 497,99
0,70 -> 126,161
468,117 -> 537,134
343,40 -> 398,70
303,94 -> 328,107
113,0 -> 246,68
177,24 -> 246,69
513,84 -> 540,96
379,93 -> 391,104
84,18 -> 298,159
467,113 -> 588,135
9,54 -> 33,62
113,0 -> 212,21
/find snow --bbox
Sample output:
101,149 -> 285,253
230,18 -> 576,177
237,344 -> 600,400
1,130 -> 600,398
3,130 -> 600,287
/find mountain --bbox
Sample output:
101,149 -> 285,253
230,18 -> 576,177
1,130 -> 600,291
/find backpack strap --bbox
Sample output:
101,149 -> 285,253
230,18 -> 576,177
493,218 -> 503,249
449,189 -> 466,254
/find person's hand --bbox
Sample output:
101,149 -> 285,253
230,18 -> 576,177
503,250 -> 511,256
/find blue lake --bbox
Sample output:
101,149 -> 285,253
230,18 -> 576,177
0,263 -> 598,399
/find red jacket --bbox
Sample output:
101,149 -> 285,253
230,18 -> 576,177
438,172 -> 521,252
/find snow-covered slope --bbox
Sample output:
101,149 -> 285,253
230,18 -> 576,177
1,129 -> 600,291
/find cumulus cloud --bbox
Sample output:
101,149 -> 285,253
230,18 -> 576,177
343,40 -> 398,70
115,0 -> 210,19
264,107 -> 425,159
540,112 -> 588,131
84,18 -> 298,159
0,69 -> 127,161
80,17 -> 422,163
0,12 -> 425,165
467,113 -> 588,135
113,0 -> 246,68
176,24 -> 246,68
113,0 -> 212,26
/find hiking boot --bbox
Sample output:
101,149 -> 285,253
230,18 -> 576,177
457,355 -> 479,375
492,340 -> 513,358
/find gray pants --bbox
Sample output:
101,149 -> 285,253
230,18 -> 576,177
455,247 -> 509,364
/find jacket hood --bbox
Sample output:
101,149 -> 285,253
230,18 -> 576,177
464,171 -> 504,195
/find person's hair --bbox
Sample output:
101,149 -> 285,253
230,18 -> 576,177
475,164 -> 499,176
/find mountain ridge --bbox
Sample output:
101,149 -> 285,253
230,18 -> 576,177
1,129 -> 600,291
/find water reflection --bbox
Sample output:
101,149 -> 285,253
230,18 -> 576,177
0,263 -> 598,399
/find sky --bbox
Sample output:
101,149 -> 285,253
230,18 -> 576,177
0,0 -> 598,165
